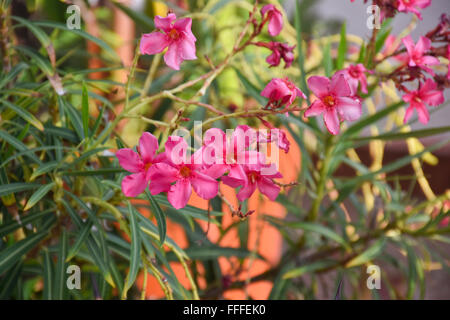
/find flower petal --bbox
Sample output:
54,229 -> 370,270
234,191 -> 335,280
179,37 -> 197,60
168,179 -> 192,209
336,97 -> 362,121
121,172 -> 147,197
237,180 -> 257,201
304,100 -> 326,117
257,177 -> 280,201
139,132 -> 158,163
191,172 -> 219,200
116,148 -> 143,173
164,42 -> 183,70
148,163 -> 179,195
307,76 -> 330,98
323,109 -> 340,135
140,32 -> 169,55
330,73 -> 352,97
154,13 -> 176,32
268,11 -> 283,36
165,136 -> 188,165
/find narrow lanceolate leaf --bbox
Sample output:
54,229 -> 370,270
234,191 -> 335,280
42,248 -> 53,300
267,218 -> 350,251
283,260 -> 337,279
0,182 -> 41,197
24,182 -> 55,211
0,209 -> 53,237
0,62 -> 28,89
0,130 -> 41,163
0,261 -> 23,299
323,41 -> 333,77
30,161 -> 59,181
81,82 -> 90,139
336,22 -> 347,70
0,231 -> 47,275
122,203 -> 141,299
54,229 -> 68,300
11,16 -> 51,48
66,220 -> 93,262
354,126 -> 450,142
294,0 -> 310,100
345,238 -> 386,268
0,99 -> 44,131
146,190 -> 166,245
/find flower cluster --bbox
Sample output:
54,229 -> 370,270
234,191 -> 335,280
351,0 -> 431,20
117,128 -> 286,209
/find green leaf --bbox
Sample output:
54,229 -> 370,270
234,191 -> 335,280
0,182 -> 41,197
14,45 -> 53,76
283,260 -> 337,279
12,16 -> 51,48
122,203 -> 141,299
145,190 -> 167,245
66,220 -> 93,262
0,130 -> 41,163
336,23 -> 347,70
0,261 -> 23,299
42,248 -> 53,300
323,40 -> 333,77
0,99 -> 44,131
59,97 -> 84,140
234,68 -> 266,105
53,229 -> 68,300
24,182 -> 55,211
81,82 -> 90,139
30,161 -> 59,181
60,168 -> 125,176
346,238 -> 386,268
0,62 -> 28,89
268,218 -> 350,250
33,21 -> 119,62
354,126 -> 450,142
294,0 -> 310,101
172,246 -> 256,261
0,231 -> 47,275
0,208 -> 54,237
341,101 -> 404,139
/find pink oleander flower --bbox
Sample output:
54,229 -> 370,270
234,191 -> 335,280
397,0 -> 431,20
222,160 -> 283,201
264,42 -> 295,68
261,4 -> 283,36
140,13 -> 197,70
402,35 -> 440,74
116,132 -> 164,197
201,126 -> 261,183
447,45 -> 450,80
402,79 -> 444,124
304,73 -> 362,135
148,136 -> 218,209
335,64 -> 370,94
261,78 -> 306,109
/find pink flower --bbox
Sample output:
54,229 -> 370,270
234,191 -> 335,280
402,35 -> 440,75
402,79 -> 444,124
261,4 -> 283,36
148,136 -> 218,209
201,126 -> 261,183
262,42 -> 295,68
335,64 -> 370,94
304,73 -> 362,135
222,161 -> 283,201
447,45 -> 450,80
116,132 -> 164,197
261,78 -> 306,108
140,13 -> 197,70
397,0 -> 431,20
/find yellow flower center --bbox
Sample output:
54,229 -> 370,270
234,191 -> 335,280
323,95 -> 336,107
168,29 -> 180,40
180,165 -> 191,178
